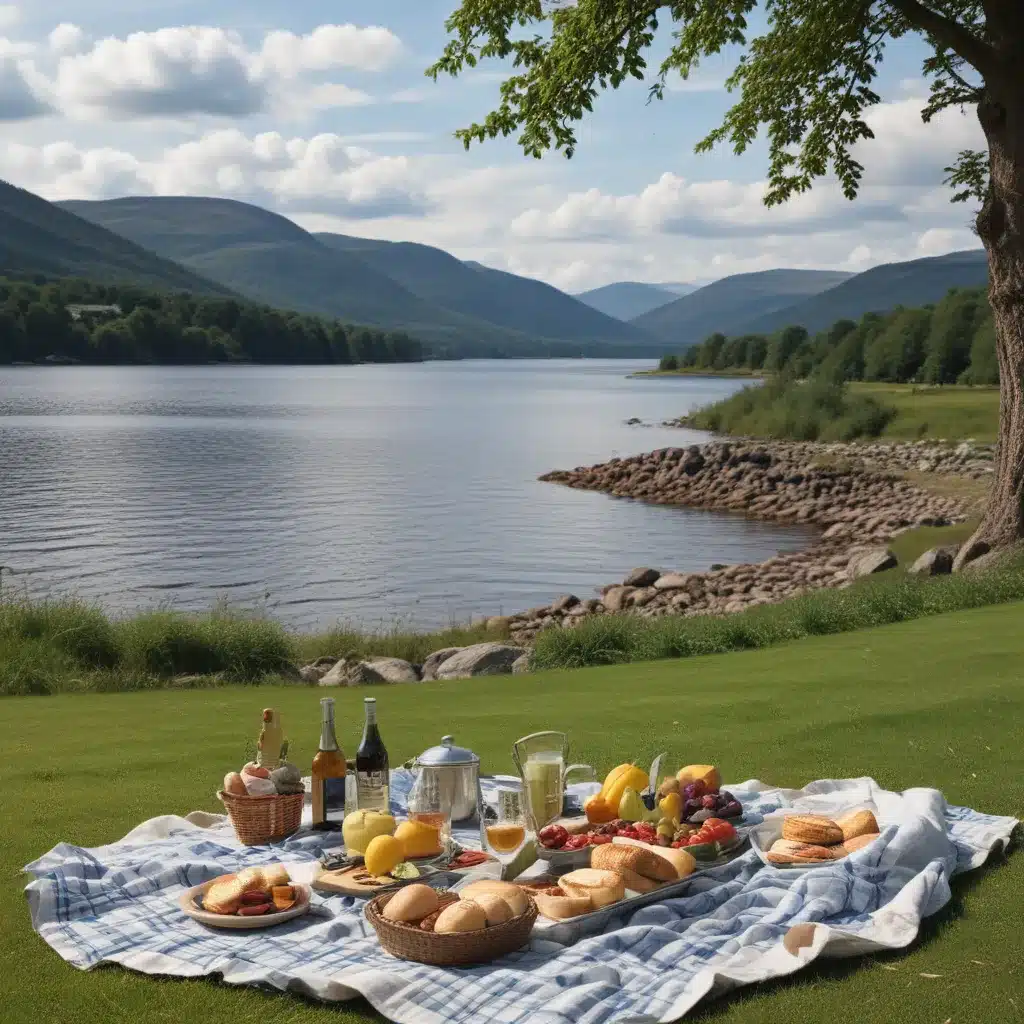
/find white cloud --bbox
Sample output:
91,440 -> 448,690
0,45 -> 50,120
258,24 -> 401,76
302,82 -> 374,112
48,23 -> 88,56
0,4 -> 19,31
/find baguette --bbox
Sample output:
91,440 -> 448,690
591,843 -> 676,884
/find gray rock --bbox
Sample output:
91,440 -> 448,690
908,546 -> 956,576
602,585 -> 635,612
653,572 -> 693,591
421,647 -> 465,681
847,547 -> 898,578
299,663 -> 329,683
353,657 -> 421,684
953,538 -> 991,571
511,652 -> 532,674
551,594 -> 580,613
318,659 -> 350,687
623,567 -> 660,587
435,642 -> 529,680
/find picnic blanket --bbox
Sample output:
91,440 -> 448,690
24,774 -> 1017,1024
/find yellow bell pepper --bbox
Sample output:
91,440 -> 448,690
604,765 -> 650,812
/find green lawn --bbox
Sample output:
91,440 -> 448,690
843,384 -> 999,443
2,603 -> 1021,1024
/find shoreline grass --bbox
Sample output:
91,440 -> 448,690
3,603 -> 1022,1024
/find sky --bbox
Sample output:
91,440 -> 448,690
0,0 -> 987,291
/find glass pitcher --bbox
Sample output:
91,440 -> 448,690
512,731 -> 596,830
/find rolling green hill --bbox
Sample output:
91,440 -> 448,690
0,180 -> 230,295
735,250 -> 989,337
632,268 -> 853,345
59,196 -> 660,357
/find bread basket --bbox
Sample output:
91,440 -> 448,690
365,889 -> 537,966
218,789 -> 303,846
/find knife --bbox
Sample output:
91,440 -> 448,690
641,752 -> 666,811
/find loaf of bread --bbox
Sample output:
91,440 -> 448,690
836,809 -> 879,842
203,874 -> 247,915
532,889 -> 592,920
591,843 -> 676,885
838,832 -> 880,856
433,898 -> 487,934
458,880 -> 529,918
558,868 -> 625,908
382,883 -> 440,924
781,814 -> 844,846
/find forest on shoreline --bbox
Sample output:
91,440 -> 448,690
0,276 -> 423,366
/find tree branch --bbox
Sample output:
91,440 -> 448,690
887,0 -> 997,76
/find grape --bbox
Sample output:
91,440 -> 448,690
721,800 -> 743,818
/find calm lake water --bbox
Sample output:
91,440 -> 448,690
0,361 -> 814,630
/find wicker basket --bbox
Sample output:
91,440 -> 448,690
365,890 -> 537,966
218,789 -> 303,846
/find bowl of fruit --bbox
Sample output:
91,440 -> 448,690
536,824 -> 597,869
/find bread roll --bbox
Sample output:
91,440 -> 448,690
591,843 -> 676,883
837,832 -> 880,856
236,867 -> 266,891
203,874 -> 246,915
836,810 -> 879,843
382,884 -> 440,923
433,898 -> 487,934
223,772 -> 248,796
766,838 -> 835,865
471,891 -> 514,926
458,880 -> 529,918
781,814 -> 843,846
558,868 -> 625,908
532,890 -> 592,920
261,864 -> 290,888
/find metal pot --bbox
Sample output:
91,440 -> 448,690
412,735 -> 481,823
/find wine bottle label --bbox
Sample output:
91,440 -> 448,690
323,778 -> 347,821
356,771 -> 389,811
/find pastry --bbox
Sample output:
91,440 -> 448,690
558,868 -> 626,908
591,843 -> 676,884
433,899 -> 488,934
838,832 -> 880,856
382,884 -> 440,924
781,814 -> 844,846
836,809 -> 879,843
532,889 -> 593,920
236,867 -> 266,891
203,874 -> 247,915
260,864 -> 290,888
766,838 -> 836,865
458,880 -> 529,918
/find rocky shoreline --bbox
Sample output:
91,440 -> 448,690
299,439 -> 991,683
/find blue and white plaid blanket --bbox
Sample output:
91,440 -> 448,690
24,774 -> 1017,1023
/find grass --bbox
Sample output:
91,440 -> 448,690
532,549 -> 1024,670
851,383 -> 999,443
2,603 -> 1022,1024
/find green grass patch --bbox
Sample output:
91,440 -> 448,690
532,553 -> 1024,670
850,383 -> 999,443
1,604 -> 1022,1024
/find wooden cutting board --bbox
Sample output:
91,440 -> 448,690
313,864 -> 415,897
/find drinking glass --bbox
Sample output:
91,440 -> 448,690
522,751 -> 565,831
481,786 -> 531,866
407,766 -> 453,839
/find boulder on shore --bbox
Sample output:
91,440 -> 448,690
847,548 -> 898,579
421,647 -> 465,681
319,657 -> 420,686
434,642 -> 528,680
908,546 -> 956,577
624,567 -> 661,588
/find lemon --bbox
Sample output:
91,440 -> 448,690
363,834 -> 405,877
394,819 -> 443,859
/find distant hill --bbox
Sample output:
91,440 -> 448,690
734,250 -> 989,337
574,281 -> 681,320
0,180 -> 229,295
633,268 -> 853,345
315,233 -> 650,347
59,196 -> 661,357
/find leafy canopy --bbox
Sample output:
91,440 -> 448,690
427,0 -> 993,207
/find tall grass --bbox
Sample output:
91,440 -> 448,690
531,556 -> 1024,671
684,376 -> 897,441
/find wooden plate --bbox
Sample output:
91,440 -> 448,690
180,878 -> 312,929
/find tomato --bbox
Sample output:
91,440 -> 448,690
562,835 -> 591,851
701,821 -> 737,844
587,833 -> 612,845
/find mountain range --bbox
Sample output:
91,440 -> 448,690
0,178 -> 992,358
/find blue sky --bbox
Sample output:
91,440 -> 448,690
0,1 -> 985,290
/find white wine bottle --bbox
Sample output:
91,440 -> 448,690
311,698 -> 346,829
355,697 -> 389,811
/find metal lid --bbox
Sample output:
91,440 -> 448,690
415,735 -> 479,767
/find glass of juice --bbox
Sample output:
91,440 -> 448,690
481,787 -> 530,865
407,767 -> 453,838
523,751 -> 564,831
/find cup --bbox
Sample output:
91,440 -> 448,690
481,786 -> 531,865
407,765 -> 453,838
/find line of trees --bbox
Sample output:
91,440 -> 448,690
0,276 -> 424,366
659,287 -> 996,385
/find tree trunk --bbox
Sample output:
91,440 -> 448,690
953,69 -> 1024,569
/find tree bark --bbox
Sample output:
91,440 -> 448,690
954,61 -> 1024,569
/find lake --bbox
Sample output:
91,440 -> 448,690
0,361 -> 815,631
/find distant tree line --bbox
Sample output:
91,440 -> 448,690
658,287 -> 997,385
0,276 -> 423,366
